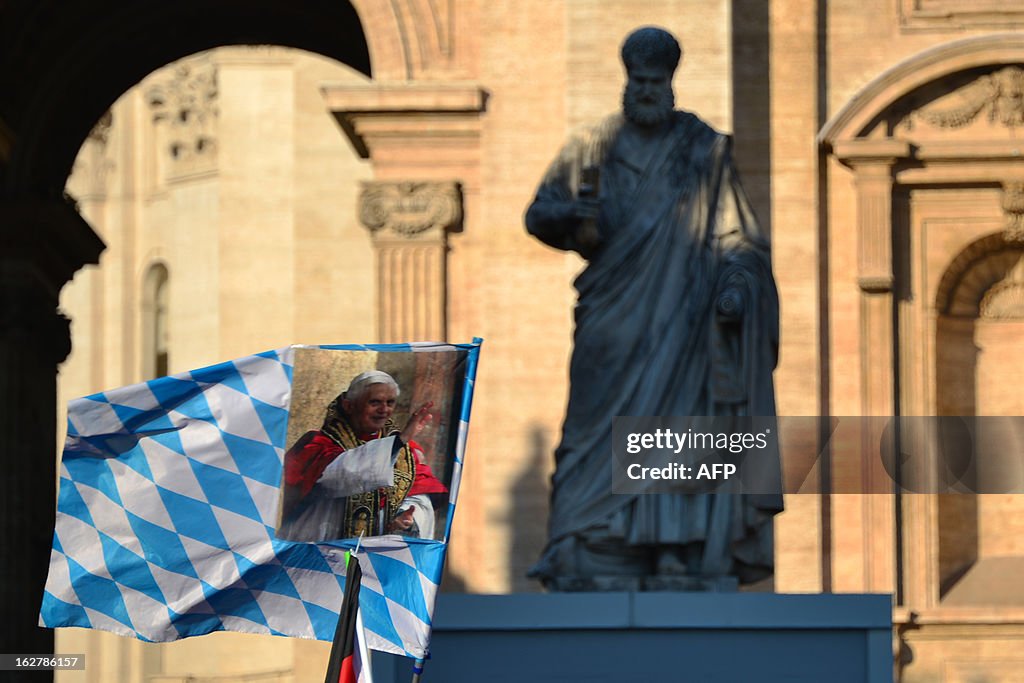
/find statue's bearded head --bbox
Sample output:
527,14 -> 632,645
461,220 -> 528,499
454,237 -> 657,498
620,27 -> 681,128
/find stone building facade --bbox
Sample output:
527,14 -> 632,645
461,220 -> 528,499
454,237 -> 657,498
2,1 -> 1024,681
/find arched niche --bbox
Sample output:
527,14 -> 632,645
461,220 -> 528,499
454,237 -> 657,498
933,234 -> 1024,606
819,35 -> 1024,604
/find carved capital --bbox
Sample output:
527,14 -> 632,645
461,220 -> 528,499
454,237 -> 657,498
359,181 -> 462,239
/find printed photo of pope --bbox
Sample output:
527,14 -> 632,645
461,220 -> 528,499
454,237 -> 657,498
276,370 -> 447,542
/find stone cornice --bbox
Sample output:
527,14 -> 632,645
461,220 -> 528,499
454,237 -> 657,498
833,139 -> 913,168
322,82 -> 487,159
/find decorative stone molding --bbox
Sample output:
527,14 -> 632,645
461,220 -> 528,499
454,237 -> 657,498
359,181 -> 462,238
1003,181 -> 1024,242
980,256 -> 1024,319
0,199 -> 105,295
323,82 -> 487,165
146,59 -> 218,179
0,199 -> 103,363
900,0 -> 1024,32
913,66 -> 1024,130
819,35 -> 1024,144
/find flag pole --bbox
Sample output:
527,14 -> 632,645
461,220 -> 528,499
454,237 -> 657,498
324,533 -> 365,683
411,658 -> 425,682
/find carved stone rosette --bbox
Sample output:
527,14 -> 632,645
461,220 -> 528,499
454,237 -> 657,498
358,181 -> 462,342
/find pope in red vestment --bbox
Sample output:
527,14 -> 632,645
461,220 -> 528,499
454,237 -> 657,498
277,371 -> 446,542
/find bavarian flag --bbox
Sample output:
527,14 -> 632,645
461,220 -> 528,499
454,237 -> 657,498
325,551 -> 372,683
41,341 -> 481,661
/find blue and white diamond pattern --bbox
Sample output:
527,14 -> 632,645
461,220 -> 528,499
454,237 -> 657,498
40,342 -> 481,659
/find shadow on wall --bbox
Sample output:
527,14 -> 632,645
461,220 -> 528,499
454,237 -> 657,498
508,424 -> 552,593
731,0 -> 772,236
441,424 -> 551,594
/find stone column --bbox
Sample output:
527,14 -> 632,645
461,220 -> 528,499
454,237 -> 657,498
0,200 -> 103,675
322,83 -> 484,344
358,181 -> 462,342
834,139 -> 911,595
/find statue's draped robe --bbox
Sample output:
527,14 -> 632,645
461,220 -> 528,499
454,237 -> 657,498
527,111 -> 782,583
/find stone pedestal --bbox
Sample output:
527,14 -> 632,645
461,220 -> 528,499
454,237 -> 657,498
372,593 -> 893,682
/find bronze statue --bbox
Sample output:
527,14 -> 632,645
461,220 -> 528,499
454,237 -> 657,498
525,26 -> 782,591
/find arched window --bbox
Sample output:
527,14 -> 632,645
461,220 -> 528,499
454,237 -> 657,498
142,262 -> 170,379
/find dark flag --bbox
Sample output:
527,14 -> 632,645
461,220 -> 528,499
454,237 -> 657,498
325,552 -> 372,683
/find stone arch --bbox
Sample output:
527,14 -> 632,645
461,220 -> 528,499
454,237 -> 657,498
820,33 -> 1024,146
935,233 -> 1024,318
2,1 -> 464,199
0,2 -> 480,658
2,0 -> 372,199
350,0 -> 459,82
0,2 -> 384,657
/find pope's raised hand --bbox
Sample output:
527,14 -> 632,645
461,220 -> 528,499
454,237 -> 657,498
399,401 -> 434,445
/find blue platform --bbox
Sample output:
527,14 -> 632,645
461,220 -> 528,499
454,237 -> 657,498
372,592 -> 893,682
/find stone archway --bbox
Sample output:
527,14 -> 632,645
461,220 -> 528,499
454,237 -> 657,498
0,1 -> 397,665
